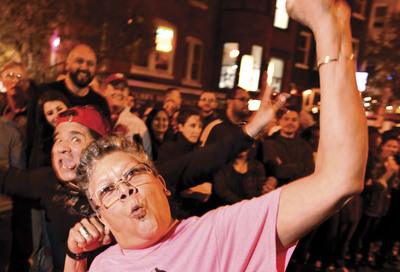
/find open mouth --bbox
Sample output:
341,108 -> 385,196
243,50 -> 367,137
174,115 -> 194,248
131,205 -> 145,219
60,159 -> 76,170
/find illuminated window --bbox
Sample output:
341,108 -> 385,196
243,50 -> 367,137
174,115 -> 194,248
267,57 -> 285,92
352,0 -> 367,19
182,37 -> 203,86
295,31 -> 312,69
238,45 -> 263,91
131,21 -> 176,79
219,43 -> 239,89
274,0 -> 289,29
155,26 -> 174,71
249,45 -> 263,91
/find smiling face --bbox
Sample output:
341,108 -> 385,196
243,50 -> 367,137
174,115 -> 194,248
151,111 -> 169,136
179,115 -> 202,143
380,139 -> 399,159
52,122 -> 94,182
104,82 -> 128,112
66,45 -> 96,88
43,100 -> 68,127
89,151 -> 173,249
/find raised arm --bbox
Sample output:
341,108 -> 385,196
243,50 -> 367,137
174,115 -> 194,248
277,0 -> 368,247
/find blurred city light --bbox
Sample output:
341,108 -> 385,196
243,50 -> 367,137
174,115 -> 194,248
229,49 -> 240,58
249,99 -> 261,111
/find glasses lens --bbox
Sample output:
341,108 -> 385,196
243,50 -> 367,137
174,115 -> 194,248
98,185 -> 119,209
3,73 -> 25,82
95,164 -> 153,209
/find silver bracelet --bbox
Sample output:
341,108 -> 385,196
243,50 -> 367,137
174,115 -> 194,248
317,56 -> 339,69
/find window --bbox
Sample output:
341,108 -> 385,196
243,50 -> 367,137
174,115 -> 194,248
182,37 -> 203,86
274,0 -> 289,29
352,0 -> 367,19
239,45 -> 263,91
295,31 -> 312,69
267,57 -> 285,93
372,5 -> 388,28
219,43 -> 239,89
131,21 -> 176,79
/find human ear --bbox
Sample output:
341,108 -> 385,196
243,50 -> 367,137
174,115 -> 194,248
157,176 -> 171,196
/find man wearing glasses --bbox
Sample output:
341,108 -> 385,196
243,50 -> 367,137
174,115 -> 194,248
0,61 -> 34,140
0,61 -> 38,272
197,91 -> 220,128
205,86 -> 250,145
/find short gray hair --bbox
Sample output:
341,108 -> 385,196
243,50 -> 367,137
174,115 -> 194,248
76,135 -> 158,194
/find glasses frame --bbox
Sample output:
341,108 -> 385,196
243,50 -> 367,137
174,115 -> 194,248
89,163 -> 154,210
2,72 -> 27,83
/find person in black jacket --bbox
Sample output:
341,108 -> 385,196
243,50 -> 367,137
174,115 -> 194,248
158,107 -> 204,217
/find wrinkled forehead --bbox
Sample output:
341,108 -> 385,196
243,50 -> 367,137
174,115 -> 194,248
54,121 -> 93,140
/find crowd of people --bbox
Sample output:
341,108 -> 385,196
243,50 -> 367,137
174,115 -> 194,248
0,0 -> 391,271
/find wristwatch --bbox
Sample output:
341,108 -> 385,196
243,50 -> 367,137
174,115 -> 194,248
66,247 -> 90,260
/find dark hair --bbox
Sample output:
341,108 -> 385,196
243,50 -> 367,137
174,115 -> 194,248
29,91 -> 71,169
380,135 -> 398,148
225,86 -> 245,100
145,106 -> 169,135
36,91 -> 71,121
276,106 -> 300,120
177,107 -> 202,126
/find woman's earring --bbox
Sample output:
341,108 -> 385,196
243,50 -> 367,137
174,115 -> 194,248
164,188 -> 171,196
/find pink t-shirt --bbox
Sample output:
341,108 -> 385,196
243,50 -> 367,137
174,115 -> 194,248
89,187 -> 295,272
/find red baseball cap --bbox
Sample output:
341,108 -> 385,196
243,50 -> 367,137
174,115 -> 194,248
105,73 -> 127,86
56,105 -> 110,136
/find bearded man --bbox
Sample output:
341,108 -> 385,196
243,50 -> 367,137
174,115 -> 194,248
40,44 -> 110,120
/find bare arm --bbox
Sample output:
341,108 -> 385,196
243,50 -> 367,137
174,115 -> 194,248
64,217 -> 112,272
277,0 -> 368,247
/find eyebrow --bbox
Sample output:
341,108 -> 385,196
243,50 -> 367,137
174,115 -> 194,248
53,130 -> 85,139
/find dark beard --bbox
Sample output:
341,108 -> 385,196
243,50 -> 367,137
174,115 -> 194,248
69,69 -> 94,88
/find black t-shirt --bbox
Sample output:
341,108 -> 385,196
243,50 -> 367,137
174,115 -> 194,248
39,80 -> 111,120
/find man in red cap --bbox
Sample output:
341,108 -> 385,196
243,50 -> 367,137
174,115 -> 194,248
103,74 -> 152,158
0,105 -> 110,271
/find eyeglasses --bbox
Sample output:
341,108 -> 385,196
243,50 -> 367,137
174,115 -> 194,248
90,163 -> 154,210
199,98 -> 215,102
233,97 -> 250,103
2,72 -> 27,83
